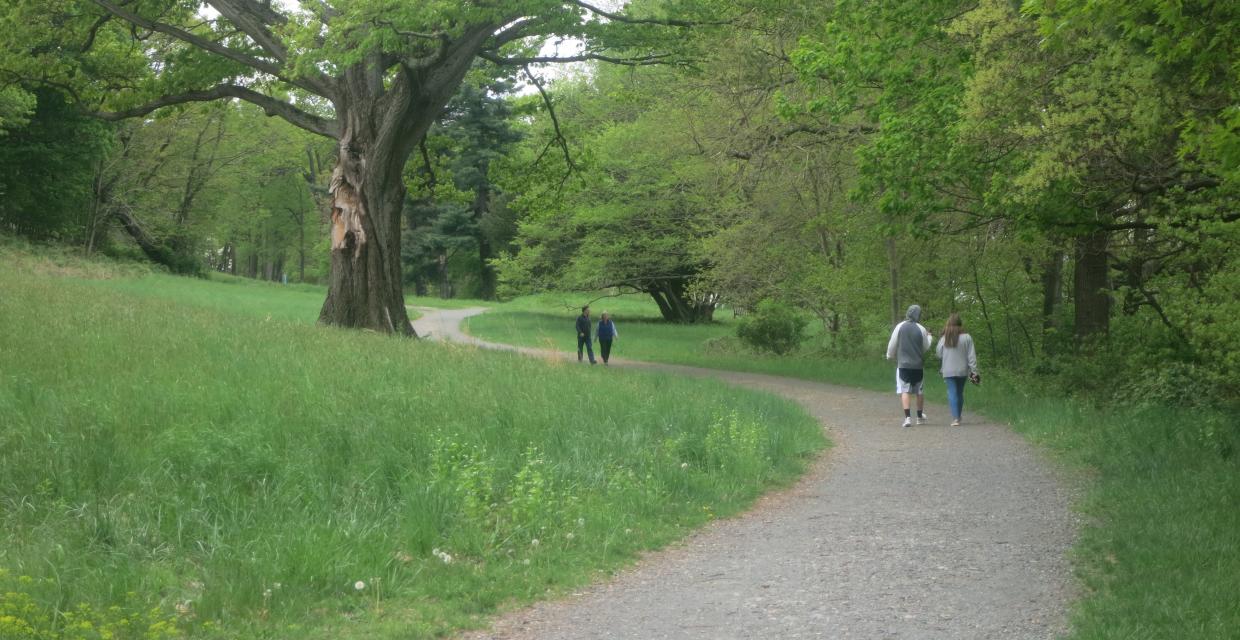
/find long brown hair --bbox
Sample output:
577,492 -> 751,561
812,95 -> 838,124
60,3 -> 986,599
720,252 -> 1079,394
942,312 -> 964,348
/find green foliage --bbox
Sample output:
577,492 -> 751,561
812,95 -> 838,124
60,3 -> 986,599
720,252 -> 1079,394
495,65 -> 728,321
403,72 -> 524,299
0,570 -> 185,640
1023,0 -> 1240,184
0,89 -> 112,241
0,86 -> 34,134
702,411 -> 768,479
736,300 -> 809,355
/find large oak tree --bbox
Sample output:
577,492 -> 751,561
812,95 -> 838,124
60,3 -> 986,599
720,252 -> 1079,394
5,0 -> 710,333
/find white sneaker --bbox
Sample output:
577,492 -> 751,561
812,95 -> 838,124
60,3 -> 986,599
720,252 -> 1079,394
902,417 -> 913,428
917,414 -> 929,425
950,419 -> 960,427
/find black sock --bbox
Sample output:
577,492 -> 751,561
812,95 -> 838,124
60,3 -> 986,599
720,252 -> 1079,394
917,410 -> 924,418
904,409 -> 911,418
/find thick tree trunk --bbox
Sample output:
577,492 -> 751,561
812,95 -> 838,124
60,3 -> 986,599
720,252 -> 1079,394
319,134 -> 414,334
113,207 -> 189,272
317,36 -> 491,335
1040,250 -> 1065,353
478,236 -> 497,300
886,237 -> 900,327
218,242 -> 235,274
647,278 -> 715,323
474,187 -> 498,300
1073,230 -> 1111,342
318,68 -> 418,334
437,253 -> 453,298
298,223 -> 306,282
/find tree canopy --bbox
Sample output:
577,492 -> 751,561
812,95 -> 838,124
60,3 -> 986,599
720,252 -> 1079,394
2,0 -> 724,333
1,0 -> 1235,401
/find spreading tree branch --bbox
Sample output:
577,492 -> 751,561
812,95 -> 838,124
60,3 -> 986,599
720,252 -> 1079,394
479,50 -> 675,67
1132,176 -> 1221,195
80,14 -> 112,52
95,84 -> 340,138
523,65 -> 576,183
207,0 -> 289,60
728,123 -> 878,159
89,0 -> 332,98
90,0 -> 281,76
489,17 -> 541,48
568,0 -> 725,27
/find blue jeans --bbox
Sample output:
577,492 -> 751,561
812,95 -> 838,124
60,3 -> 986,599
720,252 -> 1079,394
945,376 -> 967,420
578,335 -> 595,363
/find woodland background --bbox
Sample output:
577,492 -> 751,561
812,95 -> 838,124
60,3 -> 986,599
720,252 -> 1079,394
2,0 -> 1237,408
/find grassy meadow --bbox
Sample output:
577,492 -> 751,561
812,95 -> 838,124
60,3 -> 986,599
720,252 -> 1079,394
90,271 -> 486,325
466,293 -> 1240,639
463,293 -> 895,387
0,251 -> 825,639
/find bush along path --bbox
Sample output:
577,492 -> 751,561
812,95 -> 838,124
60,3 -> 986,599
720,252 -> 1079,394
414,308 -> 1078,640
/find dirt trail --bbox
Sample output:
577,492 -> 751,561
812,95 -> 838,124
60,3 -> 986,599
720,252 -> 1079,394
413,308 -> 1077,640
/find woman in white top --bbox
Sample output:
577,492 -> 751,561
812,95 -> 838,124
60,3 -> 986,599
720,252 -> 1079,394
935,313 -> 979,426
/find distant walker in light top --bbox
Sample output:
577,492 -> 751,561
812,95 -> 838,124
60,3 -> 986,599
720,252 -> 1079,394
596,312 -> 618,365
936,312 -> 980,427
576,305 -> 596,364
886,304 -> 933,428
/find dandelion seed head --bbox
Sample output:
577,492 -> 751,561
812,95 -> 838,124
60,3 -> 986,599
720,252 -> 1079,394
681,462 -> 689,469
530,538 -> 540,547
354,580 -> 365,591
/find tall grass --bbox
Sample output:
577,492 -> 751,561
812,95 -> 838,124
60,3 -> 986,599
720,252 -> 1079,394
467,295 -> 1240,639
0,264 -> 824,639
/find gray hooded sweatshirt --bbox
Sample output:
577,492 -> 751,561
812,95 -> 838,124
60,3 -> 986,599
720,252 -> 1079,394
886,305 -> 931,369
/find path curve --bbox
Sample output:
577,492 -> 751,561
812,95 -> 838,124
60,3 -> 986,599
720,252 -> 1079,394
413,308 -> 1078,640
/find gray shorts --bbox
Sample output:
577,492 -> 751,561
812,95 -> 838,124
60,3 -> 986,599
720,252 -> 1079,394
895,368 -> 924,395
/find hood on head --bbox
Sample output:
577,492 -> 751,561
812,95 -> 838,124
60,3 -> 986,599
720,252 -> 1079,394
906,305 -> 922,322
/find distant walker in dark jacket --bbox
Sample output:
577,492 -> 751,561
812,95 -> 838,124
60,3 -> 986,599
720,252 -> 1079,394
576,306 -> 596,364
596,312 -> 618,365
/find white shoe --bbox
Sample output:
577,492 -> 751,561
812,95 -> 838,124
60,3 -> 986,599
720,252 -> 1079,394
902,417 -> 912,428
917,414 -> 929,425
950,419 -> 960,427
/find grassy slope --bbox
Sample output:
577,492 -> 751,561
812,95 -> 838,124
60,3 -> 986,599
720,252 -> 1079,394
466,294 -> 1240,639
0,261 -> 824,639
90,272 -> 485,324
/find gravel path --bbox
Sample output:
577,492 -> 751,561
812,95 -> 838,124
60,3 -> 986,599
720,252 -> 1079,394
413,308 -> 1078,640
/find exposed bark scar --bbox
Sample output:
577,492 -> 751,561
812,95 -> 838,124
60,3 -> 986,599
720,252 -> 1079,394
329,133 -> 367,258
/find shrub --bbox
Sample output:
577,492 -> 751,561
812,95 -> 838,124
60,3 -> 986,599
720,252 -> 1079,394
736,300 -> 808,355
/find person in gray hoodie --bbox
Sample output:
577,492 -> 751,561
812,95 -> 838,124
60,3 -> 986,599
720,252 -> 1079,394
886,304 -> 932,428
935,312 -> 979,426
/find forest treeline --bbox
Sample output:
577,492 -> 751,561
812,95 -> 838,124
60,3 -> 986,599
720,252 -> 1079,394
1,0 -> 1236,405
